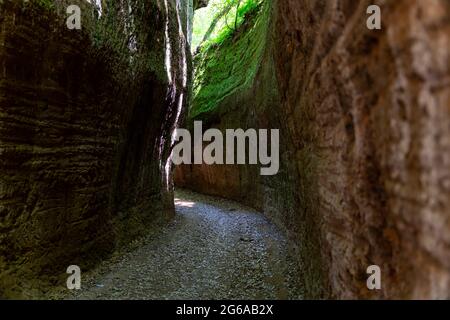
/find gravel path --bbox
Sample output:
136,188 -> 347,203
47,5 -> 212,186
69,189 -> 304,299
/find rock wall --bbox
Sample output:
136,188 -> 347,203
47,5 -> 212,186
176,0 -> 450,299
0,0 -> 192,298
175,0 -> 328,298
276,0 -> 450,300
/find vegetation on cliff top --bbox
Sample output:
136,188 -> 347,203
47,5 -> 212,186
190,0 -> 269,120
192,0 -> 263,51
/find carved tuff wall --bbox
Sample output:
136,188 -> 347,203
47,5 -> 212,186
176,0 -> 450,299
0,0 -> 194,298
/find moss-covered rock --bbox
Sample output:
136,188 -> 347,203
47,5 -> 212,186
190,1 -> 269,120
0,0 -> 192,298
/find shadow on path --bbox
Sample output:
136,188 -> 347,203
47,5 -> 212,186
69,189 -> 304,299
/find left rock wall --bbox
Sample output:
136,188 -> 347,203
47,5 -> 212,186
0,0 -> 192,298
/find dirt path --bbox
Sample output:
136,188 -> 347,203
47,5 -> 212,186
69,189 -> 304,299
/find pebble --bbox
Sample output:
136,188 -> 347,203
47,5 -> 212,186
68,189 -> 304,300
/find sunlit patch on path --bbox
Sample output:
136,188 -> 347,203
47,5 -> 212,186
69,189 -> 304,300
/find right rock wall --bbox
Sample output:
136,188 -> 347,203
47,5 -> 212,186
275,0 -> 450,298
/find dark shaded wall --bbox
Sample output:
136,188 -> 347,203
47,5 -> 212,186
176,0 -> 450,299
0,0 -> 192,298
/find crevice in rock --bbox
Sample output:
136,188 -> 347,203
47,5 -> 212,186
0,0 -> 449,300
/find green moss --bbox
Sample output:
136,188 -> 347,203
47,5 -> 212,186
190,1 -> 270,120
204,0 -> 262,49
33,0 -> 55,10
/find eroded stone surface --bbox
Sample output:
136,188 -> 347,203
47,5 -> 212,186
275,0 -> 450,300
0,0 -> 192,298
176,0 -> 450,299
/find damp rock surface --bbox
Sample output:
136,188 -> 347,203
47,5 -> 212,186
66,189 -> 304,300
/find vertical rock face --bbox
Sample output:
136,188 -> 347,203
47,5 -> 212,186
1,0 -> 448,300
0,0 -> 192,298
176,0 -> 450,299
275,0 -> 450,299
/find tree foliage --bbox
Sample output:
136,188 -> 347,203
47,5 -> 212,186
192,0 -> 263,52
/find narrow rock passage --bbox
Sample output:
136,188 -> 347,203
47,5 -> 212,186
70,189 -> 304,299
